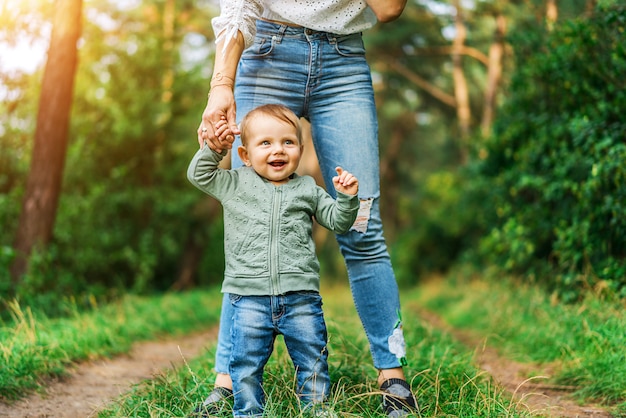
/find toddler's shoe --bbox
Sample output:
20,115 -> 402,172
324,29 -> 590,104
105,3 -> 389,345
189,386 -> 233,418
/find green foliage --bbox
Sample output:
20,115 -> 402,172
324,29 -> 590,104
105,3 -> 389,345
5,185 -> 223,314
475,5 -> 626,300
3,0 -> 624,307
0,0 -> 224,307
392,167 -> 490,286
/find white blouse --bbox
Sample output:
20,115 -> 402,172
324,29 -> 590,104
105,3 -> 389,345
212,0 -> 377,50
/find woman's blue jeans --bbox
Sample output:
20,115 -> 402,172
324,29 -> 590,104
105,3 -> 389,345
229,292 -> 329,417
214,19 -> 404,374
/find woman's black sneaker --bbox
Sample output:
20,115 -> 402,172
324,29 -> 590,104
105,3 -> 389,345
380,378 -> 418,417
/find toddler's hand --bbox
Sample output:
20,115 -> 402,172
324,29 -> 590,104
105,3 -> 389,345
213,117 -> 231,142
332,167 -> 359,196
200,117 -> 232,151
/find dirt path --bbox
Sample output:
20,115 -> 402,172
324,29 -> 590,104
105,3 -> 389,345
0,316 -> 613,418
0,330 -> 216,418
418,309 -> 611,418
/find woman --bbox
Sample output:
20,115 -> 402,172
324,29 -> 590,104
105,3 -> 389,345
194,1 -> 416,416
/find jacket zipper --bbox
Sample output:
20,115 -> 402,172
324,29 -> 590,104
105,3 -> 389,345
269,186 -> 281,294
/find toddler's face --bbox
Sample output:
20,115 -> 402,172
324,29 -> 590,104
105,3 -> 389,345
238,115 -> 303,185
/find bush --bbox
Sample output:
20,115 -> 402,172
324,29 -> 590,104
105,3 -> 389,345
476,5 -> 626,300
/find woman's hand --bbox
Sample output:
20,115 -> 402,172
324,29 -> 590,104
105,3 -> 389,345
365,0 -> 407,22
197,31 -> 245,152
197,85 -> 240,153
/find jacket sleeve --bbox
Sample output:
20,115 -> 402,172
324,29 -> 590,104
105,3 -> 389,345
211,0 -> 264,51
313,187 -> 360,234
186,144 -> 236,202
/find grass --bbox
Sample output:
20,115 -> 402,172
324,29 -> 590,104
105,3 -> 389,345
98,285 -> 528,417
2,275 -> 624,416
0,288 -> 222,401
409,269 -> 626,414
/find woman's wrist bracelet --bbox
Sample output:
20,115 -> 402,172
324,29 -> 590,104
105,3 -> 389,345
209,82 -> 234,90
210,72 -> 235,89
207,83 -> 234,99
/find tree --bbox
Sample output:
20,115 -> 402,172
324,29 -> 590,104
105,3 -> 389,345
451,0 -> 471,151
10,0 -> 83,284
481,11 -> 506,137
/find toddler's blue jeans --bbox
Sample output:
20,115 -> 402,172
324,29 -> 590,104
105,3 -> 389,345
229,292 -> 329,417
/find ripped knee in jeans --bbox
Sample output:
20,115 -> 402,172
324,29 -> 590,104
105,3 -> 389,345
350,198 -> 373,233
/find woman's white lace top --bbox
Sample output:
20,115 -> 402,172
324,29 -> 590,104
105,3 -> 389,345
212,0 -> 377,50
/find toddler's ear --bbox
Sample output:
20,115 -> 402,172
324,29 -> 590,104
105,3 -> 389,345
238,146 -> 251,166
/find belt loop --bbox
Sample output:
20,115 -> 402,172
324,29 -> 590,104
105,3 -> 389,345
326,33 -> 337,44
275,24 -> 288,43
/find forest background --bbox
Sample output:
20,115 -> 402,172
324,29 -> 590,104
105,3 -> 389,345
0,0 -> 625,318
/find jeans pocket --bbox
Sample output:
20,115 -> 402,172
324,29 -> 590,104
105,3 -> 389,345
246,35 -> 276,58
332,34 -> 366,57
229,293 -> 243,305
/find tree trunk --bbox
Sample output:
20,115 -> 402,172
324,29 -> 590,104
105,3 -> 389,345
452,0 -> 471,162
10,0 -> 83,284
155,0 -> 176,165
481,13 -> 507,138
379,127 -> 404,237
546,0 -> 558,30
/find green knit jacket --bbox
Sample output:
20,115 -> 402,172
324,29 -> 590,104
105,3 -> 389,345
187,145 -> 359,296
